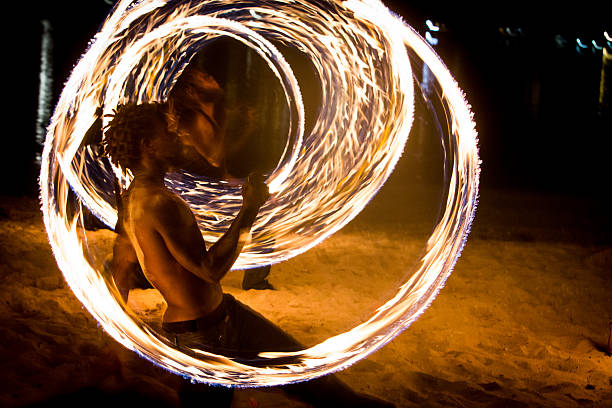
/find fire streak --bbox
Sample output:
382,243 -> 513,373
40,0 -> 479,386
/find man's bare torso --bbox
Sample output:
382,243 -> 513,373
122,177 -> 223,323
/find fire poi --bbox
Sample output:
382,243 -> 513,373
40,0 -> 479,386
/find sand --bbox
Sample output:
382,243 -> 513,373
0,180 -> 611,407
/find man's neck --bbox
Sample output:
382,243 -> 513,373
131,164 -> 167,186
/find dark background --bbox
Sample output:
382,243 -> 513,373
8,0 -> 611,198
1,3 -> 610,406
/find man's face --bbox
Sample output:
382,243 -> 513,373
173,74 -> 226,169
182,99 -> 224,168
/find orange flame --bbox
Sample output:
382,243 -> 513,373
40,0 -> 479,386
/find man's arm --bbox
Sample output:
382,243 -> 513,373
205,199 -> 261,279
148,176 -> 268,283
110,233 -> 140,302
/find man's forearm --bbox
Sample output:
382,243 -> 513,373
207,206 -> 258,281
112,263 -> 131,302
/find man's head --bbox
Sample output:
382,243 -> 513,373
168,67 -> 226,168
103,102 -> 180,171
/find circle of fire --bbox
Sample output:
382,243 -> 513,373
40,0 -> 479,386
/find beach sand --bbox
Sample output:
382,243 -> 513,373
1,175 -> 610,407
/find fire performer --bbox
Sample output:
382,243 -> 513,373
102,71 -> 394,408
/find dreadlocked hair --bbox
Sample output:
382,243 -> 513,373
102,102 -> 169,170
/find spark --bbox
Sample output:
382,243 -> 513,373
40,0 -> 479,387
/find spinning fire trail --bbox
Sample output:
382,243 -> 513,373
40,0 -> 480,386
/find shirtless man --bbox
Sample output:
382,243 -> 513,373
104,102 -> 267,323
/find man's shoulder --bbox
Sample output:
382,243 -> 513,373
128,186 -> 183,217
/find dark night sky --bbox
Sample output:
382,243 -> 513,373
8,0 -> 610,197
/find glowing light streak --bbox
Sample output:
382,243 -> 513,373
41,0 -> 479,387
505,27 -> 517,37
36,20 -> 54,162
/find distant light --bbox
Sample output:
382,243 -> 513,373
554,34 -> 567,48
426,19 -> 440,32
592,40 -> 603,50
425,31 -> 439,46
576,38 -> 588,49
605,31 -> 611,42
36,19 -> 53,161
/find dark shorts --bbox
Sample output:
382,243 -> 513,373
163,294 -> 301,364
161,294 -> 386,407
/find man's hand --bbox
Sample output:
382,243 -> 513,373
242,173 -> 269,214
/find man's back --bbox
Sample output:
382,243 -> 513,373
122,176 -> 223,323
